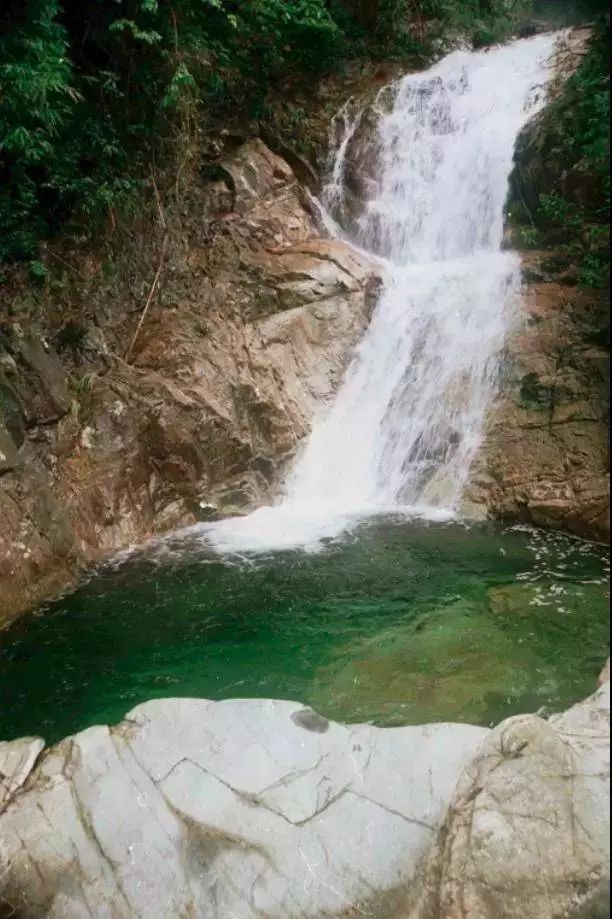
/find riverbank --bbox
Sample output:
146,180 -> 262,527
1,669 -> 608,917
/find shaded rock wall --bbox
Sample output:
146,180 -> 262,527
508,27 -> 598,219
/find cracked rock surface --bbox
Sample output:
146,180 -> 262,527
0,698 -> 485,918
413,681 -> 610,919
1,684 -> 609,918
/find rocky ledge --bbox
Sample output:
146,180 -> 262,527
1,675 -> 609,917
0,139 -> 379,625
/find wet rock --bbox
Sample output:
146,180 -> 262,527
508,29 -> 594,223
290,708 -> 329,733
490,27 -> 608,544
325,91 -> 392,236
464,255 -> 609,540
516,19 -> 550,39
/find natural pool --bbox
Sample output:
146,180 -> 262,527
0,518 -> 608,744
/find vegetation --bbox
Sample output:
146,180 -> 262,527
543,15 -> 608,287
1,0 -> 534,266
512,13 -> 609,287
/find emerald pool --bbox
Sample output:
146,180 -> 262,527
0,518 -> 608,744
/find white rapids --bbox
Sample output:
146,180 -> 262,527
206,32 -> 559,553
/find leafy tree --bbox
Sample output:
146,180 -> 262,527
1,0 -> 601,269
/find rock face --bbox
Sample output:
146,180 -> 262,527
414,682 -> 610,919
509,28 -> 598,221
0,684 -> 608,918
464,251 -> 609,539
322,83 -> 398,246
0,139 -> 378,625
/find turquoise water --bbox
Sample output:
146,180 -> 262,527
0,518 -> 608,744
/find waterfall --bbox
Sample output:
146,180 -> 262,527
206,33 -> 558,552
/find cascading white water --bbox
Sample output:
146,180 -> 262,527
206,33 -> 559,552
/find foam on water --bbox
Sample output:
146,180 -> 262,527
205,32 -> 560,554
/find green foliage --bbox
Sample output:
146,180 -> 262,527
578,250 -> 608,288
532,0 -> 609,28
519,371 -> 552,408
55,319 -> 87,353
516,225 -> 539,248
335,0 -> 530,55
0,0 -> 553,266
545,17 -> 609,202
1,0 -> 358,263
534,191 -> 609,288
28,259 -> 49,282
514,19 -> 609,288
552,19 -> 609,287
70,371 -> 95,395
421,0 -> 532,46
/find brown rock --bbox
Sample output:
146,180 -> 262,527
1,332 -> 71,426
464,252 -> 609,541
0,140 -> 379,626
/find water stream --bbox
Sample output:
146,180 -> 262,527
206,32 -> 559,553
2,32 -> 606,747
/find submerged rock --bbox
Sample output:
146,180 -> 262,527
310,603 -> 541,727
0,684 -> 608,918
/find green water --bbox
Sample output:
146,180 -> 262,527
0,518 -> 608,744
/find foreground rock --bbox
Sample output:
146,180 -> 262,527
0,140 -> 378,624
0,683 -> 608,917
413,682 -> 610,919
0,700 -> 486,918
